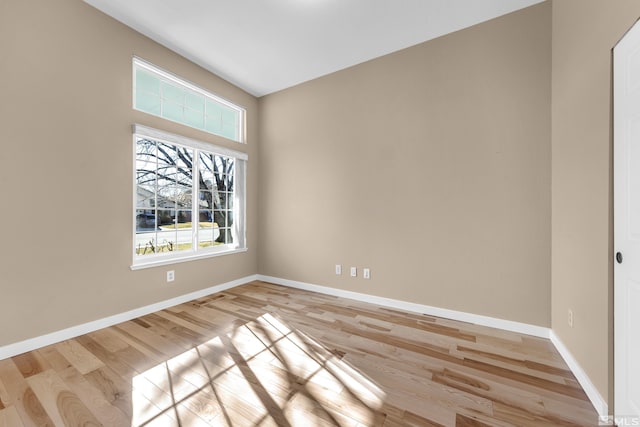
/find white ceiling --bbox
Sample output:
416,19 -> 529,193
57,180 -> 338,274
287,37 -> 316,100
84,0 -> 544,97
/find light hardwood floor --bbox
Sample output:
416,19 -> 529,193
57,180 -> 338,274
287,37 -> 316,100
0,281 -> 599,426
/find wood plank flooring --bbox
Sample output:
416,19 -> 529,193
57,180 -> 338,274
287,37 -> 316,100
0,281 -> 600,426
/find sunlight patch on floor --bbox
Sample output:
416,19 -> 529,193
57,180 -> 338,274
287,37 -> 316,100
131,313 -> 386,426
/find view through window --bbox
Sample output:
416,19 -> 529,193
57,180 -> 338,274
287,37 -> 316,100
133,126 -> 246,268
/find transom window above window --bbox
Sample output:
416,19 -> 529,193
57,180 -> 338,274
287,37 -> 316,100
133,58 -> 245,143
132,125 -> 247,269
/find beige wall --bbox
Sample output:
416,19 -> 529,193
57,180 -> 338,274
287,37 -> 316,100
259,3 -> 552,326
0,0 -> 258,345
551,0 -> 640,408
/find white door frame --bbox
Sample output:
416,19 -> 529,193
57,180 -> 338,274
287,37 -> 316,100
614,17 -> 640,424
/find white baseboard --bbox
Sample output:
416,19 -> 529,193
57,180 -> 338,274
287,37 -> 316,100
0,274 -> 259,360
550,331 -> 608,418
257,275 -> 550,338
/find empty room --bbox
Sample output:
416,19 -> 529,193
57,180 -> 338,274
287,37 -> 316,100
1,0 -> 639,425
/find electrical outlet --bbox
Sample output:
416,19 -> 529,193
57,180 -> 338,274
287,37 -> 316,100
350,267 -> 357,277
167,270 -> 175,282
568,309 -> 573,328
335,264 -> 342,275
363,268 -> 370,279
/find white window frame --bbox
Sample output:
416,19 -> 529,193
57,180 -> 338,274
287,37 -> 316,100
131,124 -> 247,270
133,57 -> 246,143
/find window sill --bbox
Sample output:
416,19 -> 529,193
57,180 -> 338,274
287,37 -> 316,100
130,247 -> 247,270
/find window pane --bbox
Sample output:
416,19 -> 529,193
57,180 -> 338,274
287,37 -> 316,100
217,177 -> 229,192
186,92 -> 204,112
199,191 -> 213,209
221,158 -> 235,176
206,100 -> 223,117
174,146 -> 192,164
173,187 -> 192,209
199,240 -> 214,249
176,242 -> 193,252
176,210 -> 191,225
135,90 -> 161,116
157,141 -> 178,162
176,171 -> 192,190
136,237 -> 158,256
135,217 -> 157,255
224,193 -> 234,209
136,209 -> 156,232
175,147 -> 193,183
157,164 -> 175,184
157,209 -> 175,227
201,176 -> 215,190
136,138 -> 156,161
161,81 -> 185,103
215,192 -> 226,210
221,228 -> 233,244
199,212 -> 217,248
173,212 -> 193,252
214,210 -> 227,228
136,184 -> 155,208
184,108 -> 204,129
136,164 -> 157,185
220,123 -> 238,141
221,109 -> 237,124
157,182 -> 176,211
211,190 -> 222,209
199,209 -> 213,224
205,117 -> 223,134
156,230 -> 176,253
136,69 -> 160,96
163,101 -> 183,123
136,140 -> 157,209
199,153 -> 215,183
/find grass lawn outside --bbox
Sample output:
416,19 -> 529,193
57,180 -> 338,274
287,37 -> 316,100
135,240 -> 223,255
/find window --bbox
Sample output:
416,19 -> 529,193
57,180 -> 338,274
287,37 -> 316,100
132,125 -> 247,269
133,57 -> 245,143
